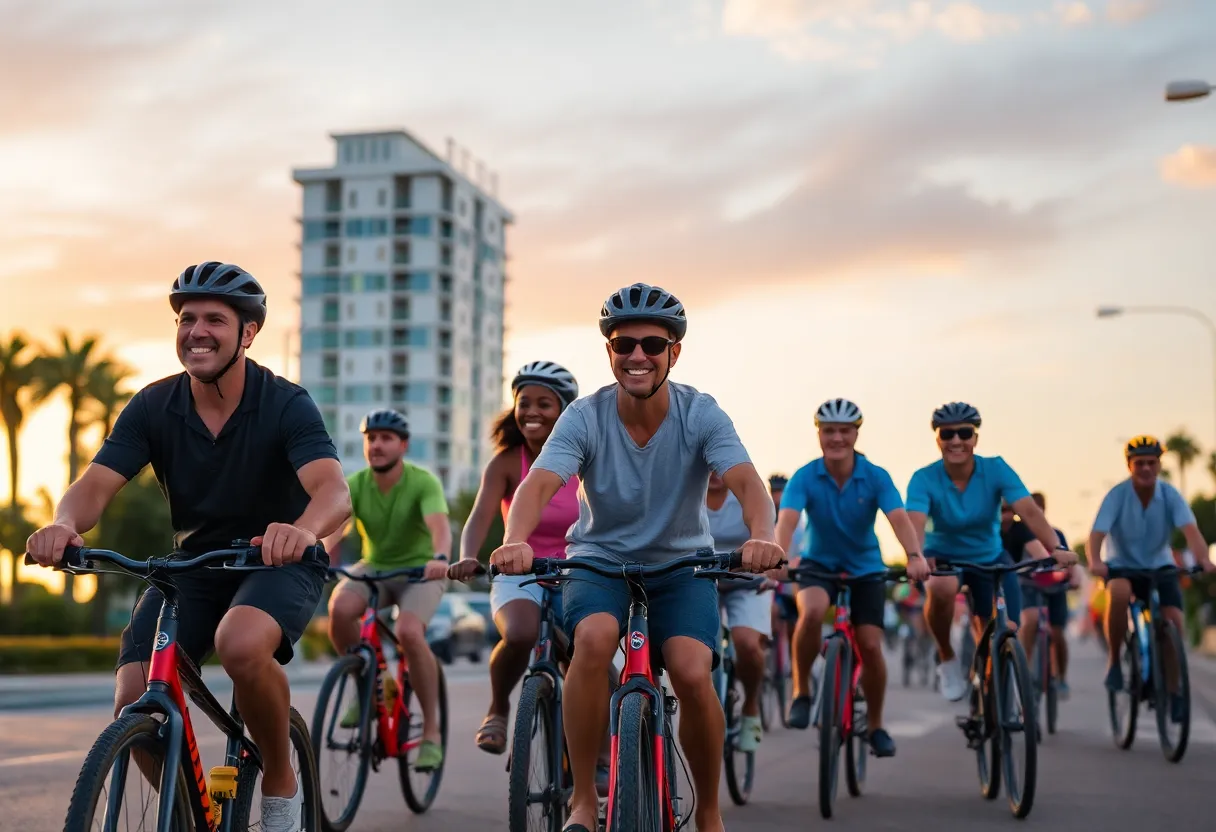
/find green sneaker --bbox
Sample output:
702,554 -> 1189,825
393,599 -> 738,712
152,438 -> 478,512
414,740 -> 445,772
339,700 -> 361,729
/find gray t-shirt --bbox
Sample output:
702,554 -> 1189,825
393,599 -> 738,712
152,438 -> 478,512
533,381 -> 752,564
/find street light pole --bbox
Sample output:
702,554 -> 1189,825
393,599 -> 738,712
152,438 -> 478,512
1096,305 -> 1216,450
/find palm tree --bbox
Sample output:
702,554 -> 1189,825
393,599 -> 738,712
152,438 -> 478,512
32,333 -> 111,489
1165,430 -> 1201,498
1208,451 -> 1216,494
87,361 -> 136,442
0,333 -> 37,514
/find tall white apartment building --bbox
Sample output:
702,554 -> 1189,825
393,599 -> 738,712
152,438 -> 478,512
292,130 -> 511,495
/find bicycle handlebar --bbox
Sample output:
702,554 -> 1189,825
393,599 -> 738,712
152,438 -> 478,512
1101,564 -> 1205,579
933,556 -> 1058,576
326,564 -> 428,583
24,540 -> 328,576
786,564 -> 954,585
488,549 -> 772,580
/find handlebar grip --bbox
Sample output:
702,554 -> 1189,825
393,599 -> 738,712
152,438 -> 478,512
25,545 -> 87,570
728,552 -> 744,570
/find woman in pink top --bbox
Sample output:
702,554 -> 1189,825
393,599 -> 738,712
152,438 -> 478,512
449,361 -> 580,754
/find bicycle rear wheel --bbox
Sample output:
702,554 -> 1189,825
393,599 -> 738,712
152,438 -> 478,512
972,641 -> 1001,802
844,684 -> 867,798
1108,630 -> 1139,750
817,637 -> 848,819
398,662 -> 449,813
611,691 -> 661,832
997,638 -> 1036,819
722,665 -> 755,806
63,713 -> 192,831
311,654 -> 372,831
1153,620 -> 1191,763
509,674 -> 565,832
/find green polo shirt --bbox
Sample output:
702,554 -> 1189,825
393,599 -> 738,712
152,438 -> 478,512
348,463 -> 449,568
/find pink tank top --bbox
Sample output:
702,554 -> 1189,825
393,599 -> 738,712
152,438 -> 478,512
501,447 -> 580,559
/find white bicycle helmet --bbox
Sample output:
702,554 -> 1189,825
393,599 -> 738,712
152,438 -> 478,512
814,398 -> 863,427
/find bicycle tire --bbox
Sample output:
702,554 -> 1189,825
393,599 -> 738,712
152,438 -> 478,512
1045,678 -> 1058,737
1108,629 -> 1139,750
973,639 -> 1001,802
723,664 -> 754,806
509,674 -> 565,832
844,677 -> 866,798
311,654 -> 372,832
817,637 -> 847,819
398,662 -> 449,813
228,706 -> 323,832
63,713 -> 193,832
612,691 -> 661,832
997,638 -> 1036,819
1154,620 -> 1191,763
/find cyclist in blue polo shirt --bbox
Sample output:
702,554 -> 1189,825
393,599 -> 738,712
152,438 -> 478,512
775,398 -> 929,757
1088,435 -> 1214,714
906,402 -> 1075,702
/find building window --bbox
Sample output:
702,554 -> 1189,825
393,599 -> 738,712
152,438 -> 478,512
392,353 -> 408,375
394,176 -> 411,208
407,438 -> 429,461
439,354 -> 452,377
393,243 -> 409,265
438,329 -> 452,349
302,329 -> 339,350
314,384 -> 337,404
437,441 -> 451,463
357,140 -> 366,162
409,217 -> 432,236
321,354 -> 339,378
391,383 -> 406,402
303,219 -> 340,242
439,273 -> 452,293
381,139 -> 390,160
344,440 -> 360,458
407,328 -> 430,347
392,299 -> 410,321
325,244 -> 340,267
344,329 -> 385,348
303,275 -> 341,295
343,384 -> 380,404
322,300 -> 339,323
407,385 -> 429,404
437,385 -> 452,405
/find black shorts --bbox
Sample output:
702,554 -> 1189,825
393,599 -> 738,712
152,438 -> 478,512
1021,583 -> 1070,628
117,561 -> 328,670
796,566 -> 886,630
1106,568 -> 1184,611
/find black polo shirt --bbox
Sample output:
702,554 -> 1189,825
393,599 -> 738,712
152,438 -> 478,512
94,359 -> 338,554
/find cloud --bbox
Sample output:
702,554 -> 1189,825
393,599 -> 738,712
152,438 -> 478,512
1160,145 -> 1216,188
1054,1 -> 1095,26
1105,0 -> 1161,23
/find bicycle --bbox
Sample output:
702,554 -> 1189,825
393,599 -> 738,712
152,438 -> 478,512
1105,565 -> 1203,763
506,549 -> 756,832
311,565 -> 449,831
1019,574 -> 1069,738
761,592 -> 796,731
897,604 -> 935,689
28,542 -> 323,832
711,576 -> 771,806
788,564 -> 913,820
938,557 -> 1054,820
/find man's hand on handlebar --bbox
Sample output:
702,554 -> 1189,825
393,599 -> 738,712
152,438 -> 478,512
447,557 -> 485,582
252,523 -> 317,566
25,523 -> 84,567
905,554 -> 931,583
490,541 -> 534,576
740,539 -> 784,574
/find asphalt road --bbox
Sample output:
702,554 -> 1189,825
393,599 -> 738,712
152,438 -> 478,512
2,644 -> 1215,830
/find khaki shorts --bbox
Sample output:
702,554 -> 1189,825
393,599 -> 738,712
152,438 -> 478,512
335,562 -> 448,625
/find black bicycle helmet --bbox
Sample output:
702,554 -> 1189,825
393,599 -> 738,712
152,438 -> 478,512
512,361 -> 579,409
360,409 -> 410,439
170,262 -> 267,328
599,283 -> 687,341
931,402 -> 982,429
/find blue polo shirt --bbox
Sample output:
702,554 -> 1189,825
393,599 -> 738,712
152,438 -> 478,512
780,454 -> 904,574
1092,478 -> 1195,569
906,455 -> 1030,564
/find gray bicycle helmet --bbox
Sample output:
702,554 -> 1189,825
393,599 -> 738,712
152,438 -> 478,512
598,283 -> 687,341
815,397 -> 864,427
170,262 -> 267,328
360,409 -> 410,439
512,361 -> 579,409
931,401 -> 982,429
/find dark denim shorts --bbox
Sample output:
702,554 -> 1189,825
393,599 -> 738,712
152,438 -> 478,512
561,558 -> 721,670
932,551 -> 1024,625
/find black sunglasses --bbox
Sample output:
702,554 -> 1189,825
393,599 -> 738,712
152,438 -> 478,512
608,336 -> 673,356
938,427 -> 976,441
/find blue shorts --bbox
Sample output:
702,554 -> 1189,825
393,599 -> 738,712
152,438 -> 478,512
561,559 -> 721,671
933,551 -> 1023,625
1020,583 -> 1069,628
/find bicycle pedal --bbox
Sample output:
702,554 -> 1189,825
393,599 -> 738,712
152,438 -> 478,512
665,697 -> 679,716
208,765 -> 239,800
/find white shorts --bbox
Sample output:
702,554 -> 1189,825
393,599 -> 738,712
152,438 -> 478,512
720,588 -> 773,638
489,573 -> 545,616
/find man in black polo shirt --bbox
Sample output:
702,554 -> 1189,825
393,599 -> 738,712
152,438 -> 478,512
26,262 -> 351,832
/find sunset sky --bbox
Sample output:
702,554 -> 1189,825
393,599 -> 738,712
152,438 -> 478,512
3,0 -> 1216,554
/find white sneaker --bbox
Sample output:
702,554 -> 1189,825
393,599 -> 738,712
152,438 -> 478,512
736,714 -> 762,753
260,777 -> 303,832
937,657 -> 970,702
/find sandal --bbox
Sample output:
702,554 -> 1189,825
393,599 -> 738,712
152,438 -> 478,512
475,713 -> 508,755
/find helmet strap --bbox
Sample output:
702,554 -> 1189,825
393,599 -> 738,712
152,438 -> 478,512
640,346 -> 674,400
194,317 -> 247,398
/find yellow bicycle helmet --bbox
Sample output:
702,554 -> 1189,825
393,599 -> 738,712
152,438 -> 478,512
1125,435 -> 1163,459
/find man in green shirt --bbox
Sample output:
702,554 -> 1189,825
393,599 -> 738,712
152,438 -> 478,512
324,409 -> 452,770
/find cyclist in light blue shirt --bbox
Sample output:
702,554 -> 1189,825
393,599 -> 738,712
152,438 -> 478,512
905,402 -> 1075,702
775,398 -> 929,757
1087,435 -> 1214,706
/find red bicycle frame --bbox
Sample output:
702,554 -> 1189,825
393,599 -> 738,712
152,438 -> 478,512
824,588 -> 865,740
355,606 -> 421,760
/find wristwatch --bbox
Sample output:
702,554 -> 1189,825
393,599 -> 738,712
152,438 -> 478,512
432,553 -> 450,562
907,551 -> 924,559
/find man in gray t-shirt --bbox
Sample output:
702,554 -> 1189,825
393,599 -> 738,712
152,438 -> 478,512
489,283 -> 783,832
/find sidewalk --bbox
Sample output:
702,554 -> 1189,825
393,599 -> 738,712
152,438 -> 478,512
0,657 -> 332,711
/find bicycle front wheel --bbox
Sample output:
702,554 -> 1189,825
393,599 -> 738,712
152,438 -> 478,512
611,691 -> 661,832
398,662 -> 449,813
722,665 -> 754,806
64,713 -> 192,832
997,638 -> 1036,819
509,674 -> 565,832
1154,620 -> 1191,763
311,654 -> 372,831
1108,629 -> 1139,750
817,637 -> 848,819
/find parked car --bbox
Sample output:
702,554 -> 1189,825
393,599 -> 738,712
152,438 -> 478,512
462,591 -> 500,646
427,593 -> 487,664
